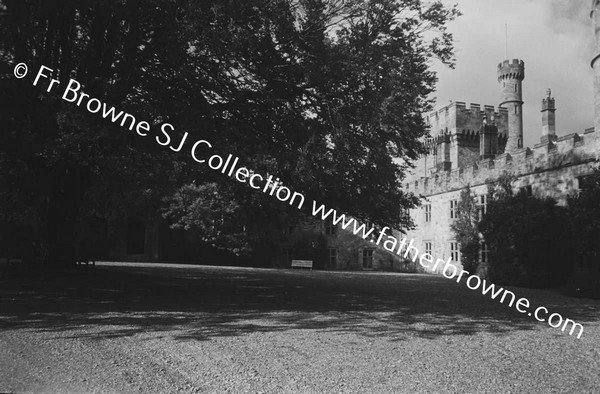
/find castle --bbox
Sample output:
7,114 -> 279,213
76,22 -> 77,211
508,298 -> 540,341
400,2 -> 600,274
108,3 -> 600,273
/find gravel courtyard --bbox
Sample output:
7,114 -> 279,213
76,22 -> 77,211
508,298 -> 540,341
1,262 -> 599,393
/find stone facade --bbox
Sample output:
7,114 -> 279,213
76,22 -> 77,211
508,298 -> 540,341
276,216 -> 411,272
279,4 -> 600,272
404,54 -> 600,274
399,2 -> 600,275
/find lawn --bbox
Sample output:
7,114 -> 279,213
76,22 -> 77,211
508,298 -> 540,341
1,262 -> 599,393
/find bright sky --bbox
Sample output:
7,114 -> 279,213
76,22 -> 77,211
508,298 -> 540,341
430,0 -> 594,147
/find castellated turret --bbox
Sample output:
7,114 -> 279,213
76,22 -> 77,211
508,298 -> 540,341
498,59 -> 525,153
591,0 -> 600,132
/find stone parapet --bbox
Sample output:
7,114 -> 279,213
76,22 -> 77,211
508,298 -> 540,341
406,128 -> 600,196
426,101 -> 509,137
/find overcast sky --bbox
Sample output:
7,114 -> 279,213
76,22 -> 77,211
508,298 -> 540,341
430,0 -> 594,147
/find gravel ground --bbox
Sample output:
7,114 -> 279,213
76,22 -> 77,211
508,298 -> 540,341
0,262 -> 599,393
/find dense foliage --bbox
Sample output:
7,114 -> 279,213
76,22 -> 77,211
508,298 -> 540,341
478,174 -> 573,288
0,0 -> 460,265
449,185 -> 480,273
567,168 -> 600,259
566,168 -> 600,297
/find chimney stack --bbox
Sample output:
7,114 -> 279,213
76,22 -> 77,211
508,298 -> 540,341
541,88 -> 557,144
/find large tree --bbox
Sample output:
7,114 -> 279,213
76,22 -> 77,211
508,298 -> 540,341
0,0 -> 460,265
161,0 -> 461,253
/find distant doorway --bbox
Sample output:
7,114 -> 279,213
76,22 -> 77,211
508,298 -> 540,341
362,249 -> 374,269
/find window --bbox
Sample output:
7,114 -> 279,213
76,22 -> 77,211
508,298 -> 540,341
450,242 -> 460,262
282,218 -> 296,235
519,185 -> 532,197
424,241 -> 433,256
328,248 -> 337,266
477,194 -> 488,220
518,137 -> 523,148
479,243 -> 490,263
325,219 -> 336,235
362,249 -> 374,269
424,204 -> 432,222
578,175 -> 595,192
449,199 -> 458,219
400,208 -> 410,223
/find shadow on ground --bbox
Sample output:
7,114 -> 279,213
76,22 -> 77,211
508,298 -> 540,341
1,263 -> 598,342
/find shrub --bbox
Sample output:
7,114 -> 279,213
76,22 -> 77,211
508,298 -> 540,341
566,168 -> 600,297
450,185 -> 480,273
479,189 -> 573,288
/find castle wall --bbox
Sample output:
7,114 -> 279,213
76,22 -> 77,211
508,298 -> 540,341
417,102 -> 509,176
406,184 -> 488,274
404,129 -> 600,274
457,139 -> 480,168
426,103 -> 508,136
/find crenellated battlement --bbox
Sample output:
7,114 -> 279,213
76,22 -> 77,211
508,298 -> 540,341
497,59 -> 525,81
427,102 -> 507,121
498,59 -> 525,68
406,127 -> 600,196
426,101 -> 509,137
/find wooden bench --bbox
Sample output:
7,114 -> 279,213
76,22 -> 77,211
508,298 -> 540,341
75,258 -> 95,267
0,257 -> 22,278
0,257 -> 22,266
291,259 -> 313,270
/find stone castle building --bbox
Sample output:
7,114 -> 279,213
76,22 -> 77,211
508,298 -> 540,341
273,3 -> 600,272
110,2 -> 600,274
399,2 -> 600,274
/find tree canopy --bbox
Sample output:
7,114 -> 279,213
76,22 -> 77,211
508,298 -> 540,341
0,0 -> 460,264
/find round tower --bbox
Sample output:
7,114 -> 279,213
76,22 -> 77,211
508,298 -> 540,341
591,0 -> 600,132
497,59 -> 525,153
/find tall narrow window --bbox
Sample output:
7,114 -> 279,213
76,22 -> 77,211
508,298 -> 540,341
477,195 -> 488,220
424,204 -> 432,222
449,200 -> 458,219
424,241 -> 433,256
450,242 -> 460,262
328,248 -> 337,266
362,249 -> 374,269
479,243 -> 490,263
325,219 -> 336,235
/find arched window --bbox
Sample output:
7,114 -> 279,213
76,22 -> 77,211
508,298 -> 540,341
518,138 -> 523,149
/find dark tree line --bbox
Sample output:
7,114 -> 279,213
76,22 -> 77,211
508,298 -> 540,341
453,170 -> 600,292
0,0 -> 460,266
